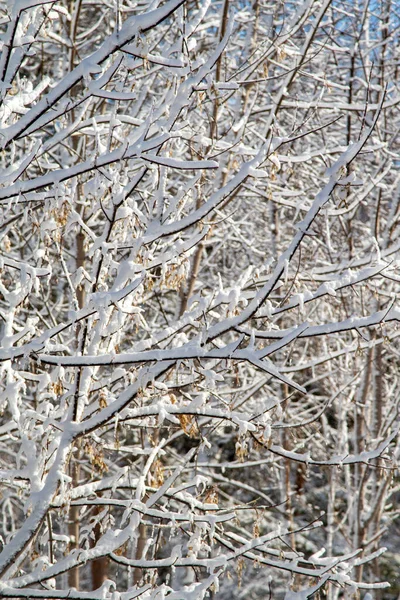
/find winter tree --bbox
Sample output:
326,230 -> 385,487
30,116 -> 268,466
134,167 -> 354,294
0,0 -> 399,598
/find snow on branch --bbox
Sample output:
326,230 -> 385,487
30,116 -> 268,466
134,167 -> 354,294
0,0 -> 398,597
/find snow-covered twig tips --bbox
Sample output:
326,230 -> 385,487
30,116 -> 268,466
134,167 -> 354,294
0,0 -> 398,597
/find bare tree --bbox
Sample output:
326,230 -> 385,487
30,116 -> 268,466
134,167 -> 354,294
0,0 -> 399,598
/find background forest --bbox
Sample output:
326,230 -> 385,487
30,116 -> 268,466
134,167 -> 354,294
0,0 -> 400,598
